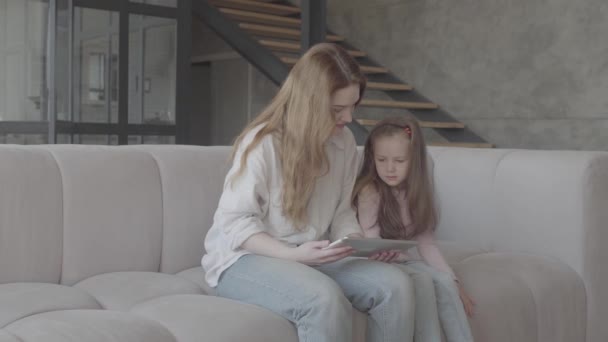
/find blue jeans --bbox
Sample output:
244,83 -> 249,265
216,254 -> 415,342
395,261 -> 474,342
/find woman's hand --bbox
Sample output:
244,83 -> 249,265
369,250 -> 401,263
287,240 -> 354,265
456,281 -> 475,317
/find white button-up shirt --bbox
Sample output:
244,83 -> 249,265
202,125 -> 363,287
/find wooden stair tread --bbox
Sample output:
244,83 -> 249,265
356,119 -> 464,129
259,39 -> 365,57
367,82 -> 412,91
280,57 -> 387,74
220,8 -> 300,28
360,99 -> 438,110
217,4 -> 492,147
240,23 -> 344,41
356,65 -> 388,74
210,0 -> 300,16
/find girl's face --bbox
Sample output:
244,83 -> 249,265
373,133 -> 411,187
331,84 -> 360,136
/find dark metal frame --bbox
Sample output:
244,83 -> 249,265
0,0 -> 192,145
72,0 -> 177,17
300,0 -> 326,53
175,0 -> 192,144
192,0 -> 289,85
192,0 -> 371,144
117,0 -> 130,144
47,0 -> 58,143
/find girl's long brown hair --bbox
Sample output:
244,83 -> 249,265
230,43 -> 366,229
352,117 -> 437,239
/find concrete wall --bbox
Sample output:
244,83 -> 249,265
326,0 -> 608,150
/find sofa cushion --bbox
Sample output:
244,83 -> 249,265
453,252 -> 586,342
75,272 -> 203,311
43,146 -> 164,286
352,310 -> 367,342
128,146 -> 232,274
0,283 -> 100,328
132,294 -> 298,342
0,147 -> 63,284
175,267 -> 215,295
4,310 -> 176,342
406,241 -> 487,265
429,148 -> 515,247
0,330 -> 20,342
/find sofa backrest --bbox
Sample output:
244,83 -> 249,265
0,146 -> 63,284
0,145 -> 231,285
130,146 -> 231,275
1,145 -> 607,302
47,146 -> 165,285
428,147 -> 608,342
429,146 -> 608,275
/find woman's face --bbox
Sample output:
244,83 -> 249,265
331,84 -> 360,136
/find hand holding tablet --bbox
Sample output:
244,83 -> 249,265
324,236 -> 417,257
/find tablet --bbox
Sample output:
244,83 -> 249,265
324,237 -> 418,257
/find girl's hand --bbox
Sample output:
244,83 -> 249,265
288,240 -> 354,265
369,250 -> 401,263
456,281 -> 475,317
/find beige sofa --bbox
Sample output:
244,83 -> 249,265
0,144 -> 606,342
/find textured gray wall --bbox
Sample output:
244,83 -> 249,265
327,0 -> 608,150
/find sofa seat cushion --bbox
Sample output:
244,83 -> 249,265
0,283 -> 101,328
131,294 -> 298,342
452,252 -> 586,342
175,267 -> 215,295
436,242 -> 488,264
352,310 -> 367,342
4,310 -> 176,342
74,272 -> 203,311
0,330 -> 20,342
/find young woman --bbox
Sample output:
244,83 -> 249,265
202,44 -> 415,342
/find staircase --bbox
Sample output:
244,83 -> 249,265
202,0 -> 493,148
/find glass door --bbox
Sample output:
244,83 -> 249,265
0,0 -> 191,145
0,0 -> 50,144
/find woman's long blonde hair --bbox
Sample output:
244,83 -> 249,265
231,43 -> 366,229
352,117 -> 437,239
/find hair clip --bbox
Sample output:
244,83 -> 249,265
404,126 -> 412,138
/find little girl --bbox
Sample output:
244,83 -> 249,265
352,116 -> 475,342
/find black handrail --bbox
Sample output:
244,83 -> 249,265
193,0 -> 370,144
192,0 -> 289,85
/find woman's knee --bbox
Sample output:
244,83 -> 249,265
299,275 -> 352,318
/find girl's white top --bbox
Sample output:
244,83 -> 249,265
202,125 -> 363,287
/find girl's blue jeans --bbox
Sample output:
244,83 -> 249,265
396,261 -> 474,342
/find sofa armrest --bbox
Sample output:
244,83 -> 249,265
430,148 -> 608,342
